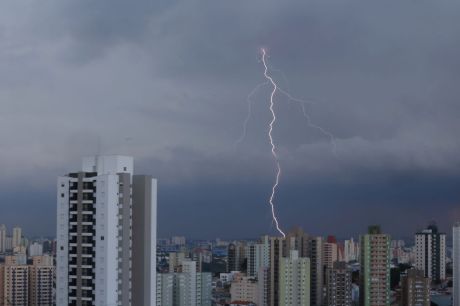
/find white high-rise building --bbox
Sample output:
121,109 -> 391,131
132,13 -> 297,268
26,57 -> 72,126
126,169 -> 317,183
174,260 -> 212,306
246,235 -> 270,277
344,238 -> 359,262
279,250 -> 311,306
56,155 -> 157,306
28,242 -> 44,257
156,273 -> 174,306
12,226 -> 22,249
0,224 -> 6,253
415,224 -> 446,282
453,223 -> 460,306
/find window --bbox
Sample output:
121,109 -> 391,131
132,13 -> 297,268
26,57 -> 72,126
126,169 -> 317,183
101,236 -> 104,241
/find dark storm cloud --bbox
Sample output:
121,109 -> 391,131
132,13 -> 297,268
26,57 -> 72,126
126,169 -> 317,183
0,0 -> 459,238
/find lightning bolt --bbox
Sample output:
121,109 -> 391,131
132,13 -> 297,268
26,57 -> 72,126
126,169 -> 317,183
234,81 -> 269,147
261,48 -> 286,238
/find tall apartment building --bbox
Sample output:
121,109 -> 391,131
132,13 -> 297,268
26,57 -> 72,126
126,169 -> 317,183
0,225 -> 6,253
246,235 -> 270,278
323,241 -> 338,269
227,242 -> 246,273
359,225 -> 390,306
29,255 -> 55,306
415,224 -> 446,282
12,227 -> 22,249
325,262 -> 352,306
308,236 -> 323,306
257,267 -> 270,306
56,155 -> 157,306
344,238 -> 359,262
230,275 -> 259,305
279,250 -> 310,306
285,227 -> 309,257
174,260 -> 212,306
1,255 -> 29,306
156,273 -> 174,306
268,236 -> 284,306
400,269 -> 430,306
453,222 -> 460,306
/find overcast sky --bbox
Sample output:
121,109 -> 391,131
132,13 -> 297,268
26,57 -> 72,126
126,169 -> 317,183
1,0 -> 459,239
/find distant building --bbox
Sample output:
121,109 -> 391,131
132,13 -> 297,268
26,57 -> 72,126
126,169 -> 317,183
172,236 -> 186,246
246,235 -> 269,278
228,242 -> 246,273
174,260 -> 212,306
268,236 -> 284,306
453,222 -> 460,306
344,238 -> 359,262
28,242 -> 43,257
359,225 -> 390,306
308,236 -> 323,306
5,236 -> 12,252
257,267 -> 270,306
0,225 -> 6,253
285,227 -> 310,257
279,250 -> 310,306
323,241 -> 338,270
230,274 -> 259,305
415,223 -> 446,282
326,262 -> 352,306
29,255 -> 55,306
12,226 -> 22,249
400,269 -> 430,306
1,255 -> 29,306
156,273 -> 174,306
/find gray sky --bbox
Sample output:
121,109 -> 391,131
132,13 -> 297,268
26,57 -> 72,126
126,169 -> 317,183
1,0 -> 460,239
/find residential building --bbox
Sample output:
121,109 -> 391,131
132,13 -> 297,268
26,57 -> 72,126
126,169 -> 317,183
56,155 -> 157,306
28,242 -> 43,257
308,236 -> 323,306
400,269 -> 430,306
285,227 -> 309,257
2,255 -> 29,306
156,273 -> 174,306
174,260 -> 212,306
246,235 -> 270,278
326,262 -> 352,306
279,250 -> 310,306
12,227 -> 22,249
415,224 -> 446,282
171,236 -> 186,246
323,241 -> 338,269
359,225 -> 390,306
230,275 -> 259,305
269,236 -> 284,306
29,255 -> 55,306
0,225 -> 6,253
344,238 -> 359,262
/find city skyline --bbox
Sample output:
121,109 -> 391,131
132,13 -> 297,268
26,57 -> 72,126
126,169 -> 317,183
1,0 -> 460,239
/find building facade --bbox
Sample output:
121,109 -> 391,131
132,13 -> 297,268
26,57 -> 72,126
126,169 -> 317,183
308,236 -> 323,306
359,226 -> 390,306
415,224 -> 446,283
279,250 -> 310,306
400,269 -> 430,306
56,155 -> 157,306
326,262 -> 352,306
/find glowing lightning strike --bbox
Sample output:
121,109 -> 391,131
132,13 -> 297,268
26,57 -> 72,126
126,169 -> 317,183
261,48 -> 286,238
234,81 -> 269,147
